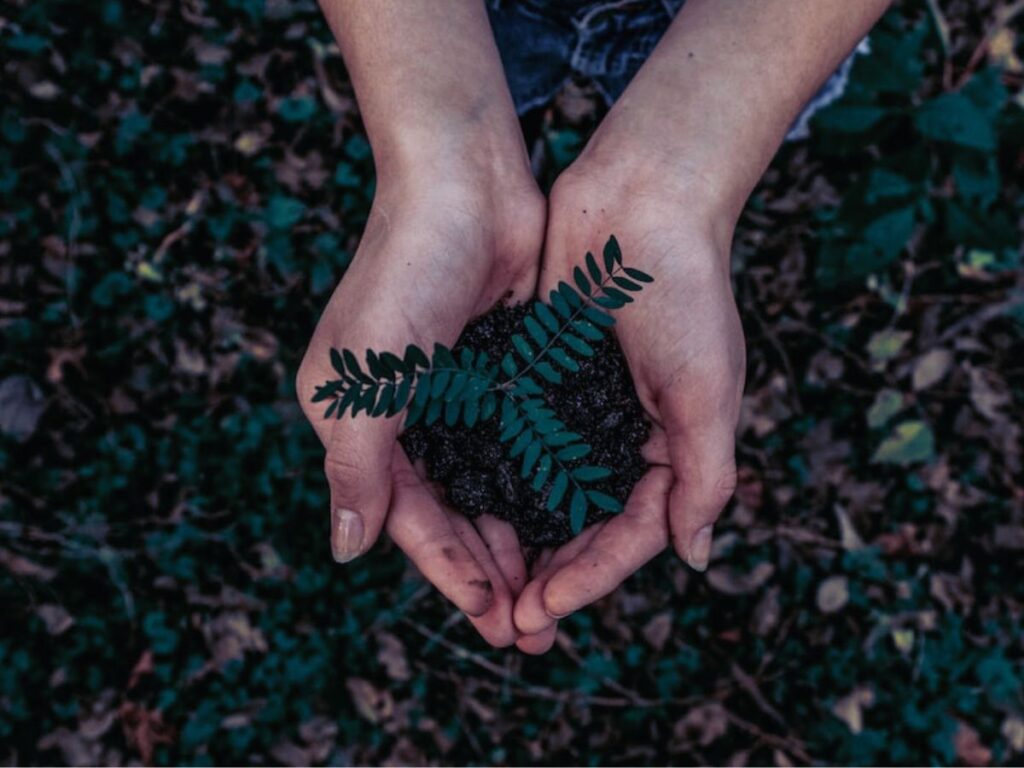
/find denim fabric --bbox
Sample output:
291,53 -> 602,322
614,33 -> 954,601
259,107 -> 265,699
485,0 -> 868,141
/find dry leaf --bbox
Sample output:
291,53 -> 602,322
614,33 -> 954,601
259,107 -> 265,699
706,562 -> 775,595
37,604 -> 74,635
912,348 -> 952,390
346,678 -> 393,724
1001,715 -> 1024,753
816,576 -> 849,613
831,687 -> 875,734
954,720 -> 992,766
642,612 -> 673,651
376,632 -> 410,681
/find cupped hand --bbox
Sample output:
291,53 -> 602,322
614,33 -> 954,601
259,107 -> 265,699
512,163 -> 746,653
297,168 -> 545,647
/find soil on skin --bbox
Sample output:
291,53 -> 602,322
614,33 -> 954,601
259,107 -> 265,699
400,303 -> 650,549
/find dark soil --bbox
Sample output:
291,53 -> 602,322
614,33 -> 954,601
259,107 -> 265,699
400,303 -> 650,549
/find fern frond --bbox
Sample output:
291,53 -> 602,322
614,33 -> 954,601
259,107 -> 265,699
500,235 -> 652,393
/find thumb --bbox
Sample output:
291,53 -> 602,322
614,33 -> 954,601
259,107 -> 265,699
325,413 -> 397,563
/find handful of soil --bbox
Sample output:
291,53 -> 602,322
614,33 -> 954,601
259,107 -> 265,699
401,303 -> 650,548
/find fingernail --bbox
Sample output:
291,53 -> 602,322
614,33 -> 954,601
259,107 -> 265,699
331,508 -> 364,563
687,525 -> 713,572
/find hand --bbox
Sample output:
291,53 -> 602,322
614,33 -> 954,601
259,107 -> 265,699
512,158 -> 746,652
296,161 -> 545,647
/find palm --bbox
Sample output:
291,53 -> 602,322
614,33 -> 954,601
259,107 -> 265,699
512,186 -> 745,653
298,186 -> 544,647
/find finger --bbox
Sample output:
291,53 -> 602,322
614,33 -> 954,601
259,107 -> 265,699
662,394 -> 738,572
513,525 -> 603,636
474,514 -> 528,598
450,515 -> 518,648
541,467 -> 672,619
515,622 -> 558,655
386,452 -> 494,617
325,413 -> 398,563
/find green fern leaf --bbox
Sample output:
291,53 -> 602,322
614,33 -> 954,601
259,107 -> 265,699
570,488 -> 588,534
524,315 -> 548,347
585,251 -> 601,283
330,348 -> 346,377
573,465 -> 612,481
425,398 -> 443,426
558,281 -> 584,309
612,276 -> 642,292
511,334 -> 535,363
445,371 -> 468,402
535,361 -> 562,384
324,398 -> 339,419
430,370 -> 451,398
561,333 -> 594,357
550,290 -> 572,319
535,302 -> 559,332
510,429 -> 533,458
392,375 -> 413,414
481,392 -> 498,421
338,387 -> 359,417
572,318 -> 604,340
624,266 -> 654,283
557,443 -> 591,461
602,286 -> 632,304
311,383 -> 339,403
464,396 -> 480,427
500,352 -> 518,377
587,490 -> 623,513
404,400 -> 424,429
543,430 -> 582,447
371,382 -> 395,416
573,266 -> 592,296
603,235 -> 623,271
549,347 -> 580,372
366,350 -> 389,380
584,307 -> 616,327
380,351 -> 406,375
532,454 -> 552,491
444,399 -> 461,426
343,349 -> 371,383
512,377 -> 544,396
521,442 -> 541,478
546,471 -> 569,511
432,343 -> 456,369
404,344 -> 429,370
499,418 -> 524,442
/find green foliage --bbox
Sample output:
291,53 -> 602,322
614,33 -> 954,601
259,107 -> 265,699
314,236 -> 651,533
2,1 -> 1023,765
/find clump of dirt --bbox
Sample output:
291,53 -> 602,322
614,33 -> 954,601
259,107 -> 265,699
400,303 -> 650,548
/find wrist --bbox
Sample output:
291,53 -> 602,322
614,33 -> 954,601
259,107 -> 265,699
558,141 -> 738,261
369,106 -> 534,197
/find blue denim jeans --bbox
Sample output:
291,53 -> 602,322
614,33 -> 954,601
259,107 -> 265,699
486,0 -> 869,140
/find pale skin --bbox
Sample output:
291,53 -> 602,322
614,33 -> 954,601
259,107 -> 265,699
298,0 -> 892,652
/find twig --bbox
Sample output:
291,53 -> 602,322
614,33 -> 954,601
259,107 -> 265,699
924,0 -> 953,88
956,0 -> 1024,87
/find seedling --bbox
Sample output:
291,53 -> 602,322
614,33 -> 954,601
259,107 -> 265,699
312,236 -> 653,535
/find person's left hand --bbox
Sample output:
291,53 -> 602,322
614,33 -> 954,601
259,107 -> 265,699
511,156 -> 747,653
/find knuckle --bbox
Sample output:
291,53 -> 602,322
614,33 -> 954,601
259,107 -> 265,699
324,449 -> 372,492
709,463 -> 738,509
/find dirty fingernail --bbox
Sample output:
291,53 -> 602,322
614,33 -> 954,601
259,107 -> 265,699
687,525 -> 713,572
331,508 -> 364,563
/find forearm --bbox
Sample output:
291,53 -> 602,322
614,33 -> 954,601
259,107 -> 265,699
577,0 -> 891,224
318,0 -> 529,185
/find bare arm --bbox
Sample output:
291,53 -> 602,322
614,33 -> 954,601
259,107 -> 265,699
516,0 -> 892,650
301,1 -> 544,648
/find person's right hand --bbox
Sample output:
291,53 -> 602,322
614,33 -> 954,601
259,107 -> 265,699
296,158 -> 546,647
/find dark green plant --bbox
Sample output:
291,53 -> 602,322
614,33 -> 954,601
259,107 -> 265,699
312,235 -> 654,534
